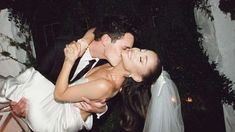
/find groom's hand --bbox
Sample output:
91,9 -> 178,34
10,97 -> 27,118
74,97 -> 107,114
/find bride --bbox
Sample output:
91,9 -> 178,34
0,37 -> 161,131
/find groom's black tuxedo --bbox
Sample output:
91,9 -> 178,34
36,38 -> 81,84
36,38 -> 108,84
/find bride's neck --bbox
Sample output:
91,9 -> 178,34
109,62 -> 129,78
106,63 -> 128,93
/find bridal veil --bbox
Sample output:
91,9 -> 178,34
144,70 -> 184,132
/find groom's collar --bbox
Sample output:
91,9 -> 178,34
82,48 -> 99,62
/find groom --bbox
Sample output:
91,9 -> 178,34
11,15 -> 135,130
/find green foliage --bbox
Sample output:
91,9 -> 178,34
194,0 -> 214,21
8,8 -> 28,34
150,0 -> 233,131
1,51 -> 11,57
0,11 -> 36,68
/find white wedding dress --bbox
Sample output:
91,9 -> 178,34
0,67 -> 92,132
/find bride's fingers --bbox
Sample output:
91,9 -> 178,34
67,43 -> 79,54
74,43 -> 81,54
64,49 -> 69,55
65,45 -> 74,54
70,44 -> 78,52
65,45 -> 70,52
67,45 -> 73,51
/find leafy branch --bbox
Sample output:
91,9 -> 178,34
194,0 -> 214,21
0,33 -> 36,68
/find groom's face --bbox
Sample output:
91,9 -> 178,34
104,33 -> 134,66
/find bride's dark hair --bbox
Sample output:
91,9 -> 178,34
119,61 -> 162,132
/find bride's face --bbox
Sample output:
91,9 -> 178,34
121,48 -> 159,82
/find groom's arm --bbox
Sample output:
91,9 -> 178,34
75,97 -> 107,118
11,97 -> 108,119
36,42 -> 66,84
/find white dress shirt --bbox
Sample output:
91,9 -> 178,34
70,48 -> 99,81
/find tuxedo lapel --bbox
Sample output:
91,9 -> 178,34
69,58 -> 81,80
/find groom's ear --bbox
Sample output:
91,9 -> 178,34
101,34 -> 111,46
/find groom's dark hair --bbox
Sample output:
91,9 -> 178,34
93,15 -> 135,43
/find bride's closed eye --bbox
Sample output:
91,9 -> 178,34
140,56 -> 142,63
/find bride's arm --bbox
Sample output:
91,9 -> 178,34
77,28 -> 95,56
55,56 -> 113,102
54,35 -> 113,102
55,78 -> 113,102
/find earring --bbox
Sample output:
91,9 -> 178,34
119,88 -> 123,92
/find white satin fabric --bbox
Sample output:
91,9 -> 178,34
0,68 -> 93,132
144,70 -> 184,132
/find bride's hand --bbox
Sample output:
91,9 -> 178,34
64,41 -> 81,64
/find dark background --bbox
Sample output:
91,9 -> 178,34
1,0 -> 235,132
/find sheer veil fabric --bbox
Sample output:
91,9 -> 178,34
144,70 -> 184,132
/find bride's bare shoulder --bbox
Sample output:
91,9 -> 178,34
86,63 -> 111,77
91,78 -> 115,98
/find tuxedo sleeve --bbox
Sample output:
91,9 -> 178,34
36,43 -> 65,84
